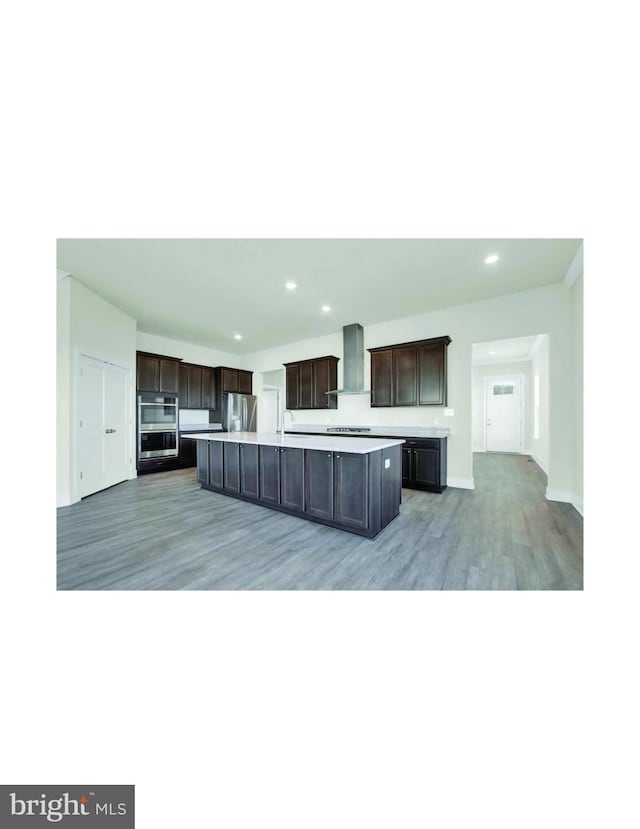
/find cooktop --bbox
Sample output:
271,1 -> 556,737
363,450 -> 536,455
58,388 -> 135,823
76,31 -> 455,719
326,427 -> 372,433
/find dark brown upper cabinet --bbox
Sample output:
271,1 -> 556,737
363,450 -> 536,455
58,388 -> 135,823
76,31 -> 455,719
179,363 -> 219,410
368,336 -> 451,407
201,366 -> 217,408
219,367 -> 253,395
370,349 -> 393,407
283,356 -> 339,410
136,352 -> 180,394
179,363 -> 203,409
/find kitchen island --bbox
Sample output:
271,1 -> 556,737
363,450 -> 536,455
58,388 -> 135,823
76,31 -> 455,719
186,432 -> 404,538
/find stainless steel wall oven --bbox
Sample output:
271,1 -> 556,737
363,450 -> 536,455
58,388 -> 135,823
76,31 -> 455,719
137,393 -> 179,459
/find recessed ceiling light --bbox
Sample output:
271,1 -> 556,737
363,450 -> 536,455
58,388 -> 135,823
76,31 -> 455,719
234,333 -> 242,340
285,281 -> 297,290
321,305 -> 331,312
484,254 -> 500,264
489,351 -> 496,355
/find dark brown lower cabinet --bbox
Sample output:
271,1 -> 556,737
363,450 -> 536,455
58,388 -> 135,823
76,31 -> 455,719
259,446 -> 281,505
334,452 -> 369,530
280,447 -> 305,512
291,432 -> 448,494
239,443 -> 259,499
223,443 -> 240,492
195,441 -> 402,538
179,437 -> 197,468
305,450 -> 334,521
401,438 -> 447,492
197,441 -> 224,487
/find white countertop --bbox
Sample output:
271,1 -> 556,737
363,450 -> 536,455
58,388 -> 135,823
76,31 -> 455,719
183,431 -> 405,454
285,424 -> 450,438
179,424 -> 223,432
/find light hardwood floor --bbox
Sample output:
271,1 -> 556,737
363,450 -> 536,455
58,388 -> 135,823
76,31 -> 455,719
57,453 -> 583,590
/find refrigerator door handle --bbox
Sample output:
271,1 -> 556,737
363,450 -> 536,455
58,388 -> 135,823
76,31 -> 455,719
242,396 -> 247,430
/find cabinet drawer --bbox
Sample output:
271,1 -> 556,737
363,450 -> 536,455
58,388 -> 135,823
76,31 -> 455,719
404,438 -> 440,450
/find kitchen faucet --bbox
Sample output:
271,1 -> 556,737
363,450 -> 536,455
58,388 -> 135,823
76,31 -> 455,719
279,409 -> 294,436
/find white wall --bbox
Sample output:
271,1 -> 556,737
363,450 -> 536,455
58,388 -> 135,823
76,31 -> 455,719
571,270 -> 584,513
136,331 -> 243,369
57,278 -> 137,506
531,334 -> 550,476
56,277 -> 72,506
472,361 -> 532,453
244,283 -> 576,496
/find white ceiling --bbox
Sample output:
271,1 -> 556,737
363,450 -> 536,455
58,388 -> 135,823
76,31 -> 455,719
56,239 -> 581,354
472,335 -> 540,363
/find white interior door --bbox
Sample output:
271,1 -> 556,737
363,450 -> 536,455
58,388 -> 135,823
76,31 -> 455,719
485,375 -> 523,453
103,363 -> 130,487
78,355 -> 130,497
261,389 -> 280,433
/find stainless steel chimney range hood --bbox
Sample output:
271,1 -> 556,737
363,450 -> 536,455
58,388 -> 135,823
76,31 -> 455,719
326,323 -> 371,396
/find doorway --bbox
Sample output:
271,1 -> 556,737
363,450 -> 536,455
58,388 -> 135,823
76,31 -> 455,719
77,354 -> 130,497
484,374 -> 524,453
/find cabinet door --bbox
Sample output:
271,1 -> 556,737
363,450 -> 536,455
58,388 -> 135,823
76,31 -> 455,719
312,359 -> 331,409
334,452 -> 369,529
179,437 -> 197,468
159,359 -> 179,394
418,341 -> 446,406
280,447 -> 304,511
393,346 -> 418,406
221,368 -> 238,393
401,447 -> 413,486
209,441 -> 224,489
196,441 -> 209,484
259,446 -> 281,505
178,364 -> 189,406
201,367 -> 217,409
238,371 -> 252,394
239,443 -> 259,499
370,350 -> 393,407
413,448 -> 439,487
223,442 -> 240,492
285,365 -> 299,410
137,355 -> 159,391
305,450 -> 334,520
299,362 -> 313,409
187,365 -> 203,409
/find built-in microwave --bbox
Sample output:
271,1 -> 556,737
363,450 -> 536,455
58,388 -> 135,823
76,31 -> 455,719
138,393 -> 178,430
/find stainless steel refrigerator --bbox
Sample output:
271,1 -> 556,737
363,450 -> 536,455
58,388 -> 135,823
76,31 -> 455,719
222,392 -> 258,432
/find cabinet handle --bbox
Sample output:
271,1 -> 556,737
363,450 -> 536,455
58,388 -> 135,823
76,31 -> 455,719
336,454 -> 341,459
327,454 -> 331,458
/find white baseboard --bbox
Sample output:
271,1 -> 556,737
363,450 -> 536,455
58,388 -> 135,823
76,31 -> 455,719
546,487 -> 584,517
530,453 -> 549,475
546,488 -> 574,503
448,477 -> 475,490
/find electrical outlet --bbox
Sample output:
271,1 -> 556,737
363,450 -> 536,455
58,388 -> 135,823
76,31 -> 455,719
444,408 -> 455,416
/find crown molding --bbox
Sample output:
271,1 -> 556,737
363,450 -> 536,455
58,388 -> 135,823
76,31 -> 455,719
57,269 -> 71,281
